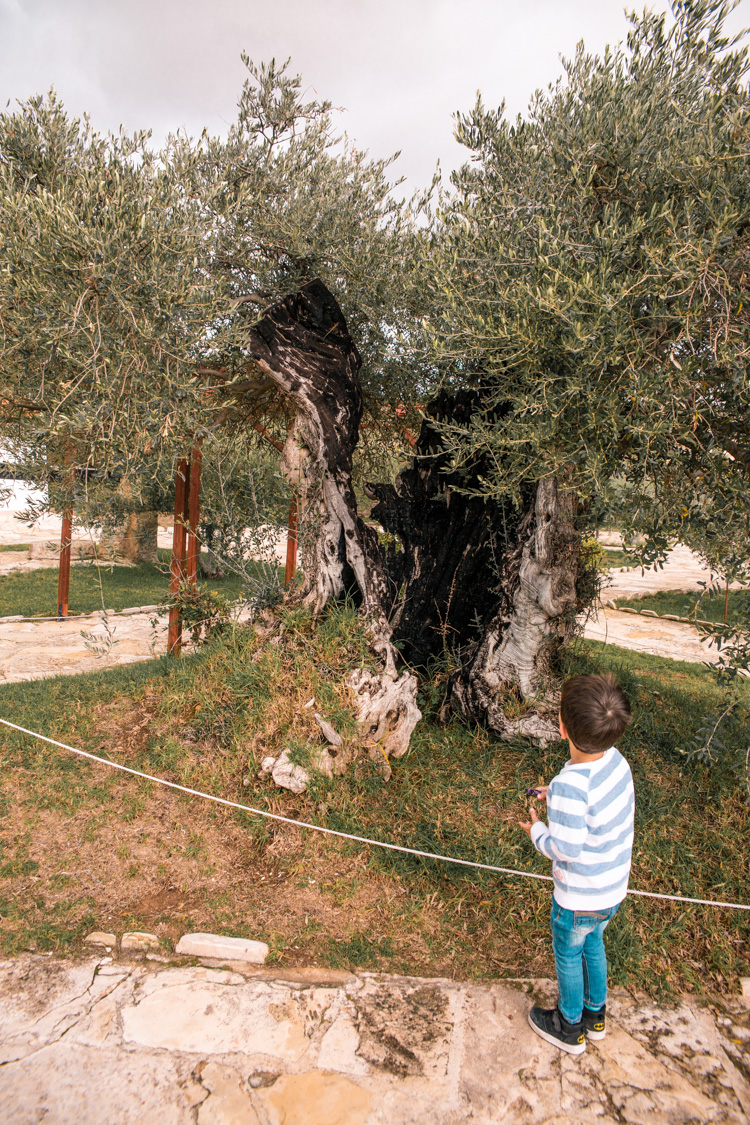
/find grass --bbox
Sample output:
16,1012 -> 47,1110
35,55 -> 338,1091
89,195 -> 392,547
0,549 -> 258,617
599,546 -> 638,570
617,587 -> 750,625
0,544 -> 30,553
0,612 -> 748,1002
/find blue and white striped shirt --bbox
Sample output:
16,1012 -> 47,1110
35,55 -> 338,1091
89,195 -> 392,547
530,747 -> 635,910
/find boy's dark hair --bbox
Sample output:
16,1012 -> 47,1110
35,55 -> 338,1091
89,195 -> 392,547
560,673 -> 631,754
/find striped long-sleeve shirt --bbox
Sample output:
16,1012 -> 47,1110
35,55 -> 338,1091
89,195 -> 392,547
530,746 -> 635,910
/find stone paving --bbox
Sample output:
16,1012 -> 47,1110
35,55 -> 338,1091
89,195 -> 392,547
582,606 -> 721,665
0,608 -> 170,683
0,542 -> 737,683
1,954 -> 748,1125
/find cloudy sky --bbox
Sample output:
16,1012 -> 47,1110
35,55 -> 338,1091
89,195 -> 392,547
0,0 -> 747,195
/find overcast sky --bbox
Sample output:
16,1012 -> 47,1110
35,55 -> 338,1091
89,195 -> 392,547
1,0 -> 747,195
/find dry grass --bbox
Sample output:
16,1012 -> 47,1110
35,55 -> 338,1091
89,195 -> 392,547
0,610 -> 748,999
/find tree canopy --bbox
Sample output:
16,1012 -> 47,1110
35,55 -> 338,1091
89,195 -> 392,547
424,0 -> 749,560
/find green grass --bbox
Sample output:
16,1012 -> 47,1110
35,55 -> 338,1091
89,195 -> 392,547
0,543 -> 30,553
600,547 -> 638,569
0,549 -> 257,617
0,620 -> 748,1000
617,587 -> 750,625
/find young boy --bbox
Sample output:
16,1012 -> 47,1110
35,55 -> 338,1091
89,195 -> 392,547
519,673 -> 634,1055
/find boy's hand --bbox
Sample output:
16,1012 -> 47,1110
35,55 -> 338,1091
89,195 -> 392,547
519,807 -> 540,836
535,785 -> 549,801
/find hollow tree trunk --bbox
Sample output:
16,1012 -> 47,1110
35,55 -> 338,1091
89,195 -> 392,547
449,478 -> 580,741
367,392 -> 582,742
242,281 -> 583,755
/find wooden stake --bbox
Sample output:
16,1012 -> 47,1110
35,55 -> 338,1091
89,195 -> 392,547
186,443 -> 203,589
167,458 -> 190,655
284,493 -> 299,587
57,506 -> 73,618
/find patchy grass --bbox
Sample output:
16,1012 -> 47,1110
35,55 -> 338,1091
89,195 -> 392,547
617,587 -> 750,625
0,549 -> 256,617
0,544 -> 30,553
0,614 -> 748,1001
600,547 -> 639,570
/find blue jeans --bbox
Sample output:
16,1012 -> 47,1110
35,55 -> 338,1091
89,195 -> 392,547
550,900 -> 619,1025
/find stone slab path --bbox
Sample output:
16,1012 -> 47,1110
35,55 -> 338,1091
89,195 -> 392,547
1,954 -> 748,1125
0,538 -> 743,683
583,606 -> 721,665
0,609 -> 170,683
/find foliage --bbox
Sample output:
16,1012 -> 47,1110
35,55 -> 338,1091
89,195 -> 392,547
155,581 -> 234,646
424,0 -> 749,553
0,59 -> 426,513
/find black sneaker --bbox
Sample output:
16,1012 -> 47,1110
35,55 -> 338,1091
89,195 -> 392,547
581,1004 -> 606,1040
528,1005 -> 585,1055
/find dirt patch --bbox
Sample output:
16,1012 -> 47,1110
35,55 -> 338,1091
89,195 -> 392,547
352,982 -> 453,1077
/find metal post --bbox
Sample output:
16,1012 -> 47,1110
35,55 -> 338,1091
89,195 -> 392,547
167,457 -> 190,655
57,506 -> 73,618
284,493 -> 299,586
186,444 -> 202,589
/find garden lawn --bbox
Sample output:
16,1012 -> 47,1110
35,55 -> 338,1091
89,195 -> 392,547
0,549 -> 255,617
0,613 -> 747,1002
617,587 -> 750,625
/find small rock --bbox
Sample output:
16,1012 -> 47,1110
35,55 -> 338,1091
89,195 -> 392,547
121,931 -> 160,952
639,609 -> 658,617
314,713 -> 342,748
85,931 -> 116,947
260,755 -> 277,776
271,748 -> 309,794
176,933 -> 269,963
740,977 -> 750,1005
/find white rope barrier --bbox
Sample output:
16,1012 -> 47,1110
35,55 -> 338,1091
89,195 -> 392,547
1,717 -> 748,912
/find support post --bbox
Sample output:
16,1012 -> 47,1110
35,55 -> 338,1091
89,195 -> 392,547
167,457 -> 190,655
57,506 -> 73,618
186,443 -> 203,589
284,493 -> 299,586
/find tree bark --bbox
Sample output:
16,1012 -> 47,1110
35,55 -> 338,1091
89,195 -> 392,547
449,478 -> 581,741
100,510 -> 159,565
243,280 -> 396,673
242,282 -> 583,754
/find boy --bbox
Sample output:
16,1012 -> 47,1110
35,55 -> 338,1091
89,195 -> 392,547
519,673 -> 634,1055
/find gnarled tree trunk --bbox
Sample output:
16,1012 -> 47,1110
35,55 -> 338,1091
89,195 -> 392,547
243,281 -> 420,765
242,282 -> 584,756
449,478 -> 580,741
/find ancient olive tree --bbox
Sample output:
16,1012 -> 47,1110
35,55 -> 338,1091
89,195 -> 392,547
244,3 -> 749,746
400,0 -> 750,735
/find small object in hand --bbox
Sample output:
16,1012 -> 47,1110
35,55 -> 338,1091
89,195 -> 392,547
526,788 -> 541,797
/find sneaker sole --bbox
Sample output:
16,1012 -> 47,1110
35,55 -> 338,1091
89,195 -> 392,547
528,1011 -> 586,1055
585,1028 -> 606,1041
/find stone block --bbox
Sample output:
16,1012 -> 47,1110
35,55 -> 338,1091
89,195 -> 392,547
740,977 -> 750,1005
121,931 -> 159,952
176,933 -> 269,964
84,931 -> 116,947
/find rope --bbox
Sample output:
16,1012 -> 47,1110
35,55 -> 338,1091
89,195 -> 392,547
1,717 -> 748,912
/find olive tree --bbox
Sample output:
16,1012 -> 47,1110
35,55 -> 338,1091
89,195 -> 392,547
397,0 -> 750,734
